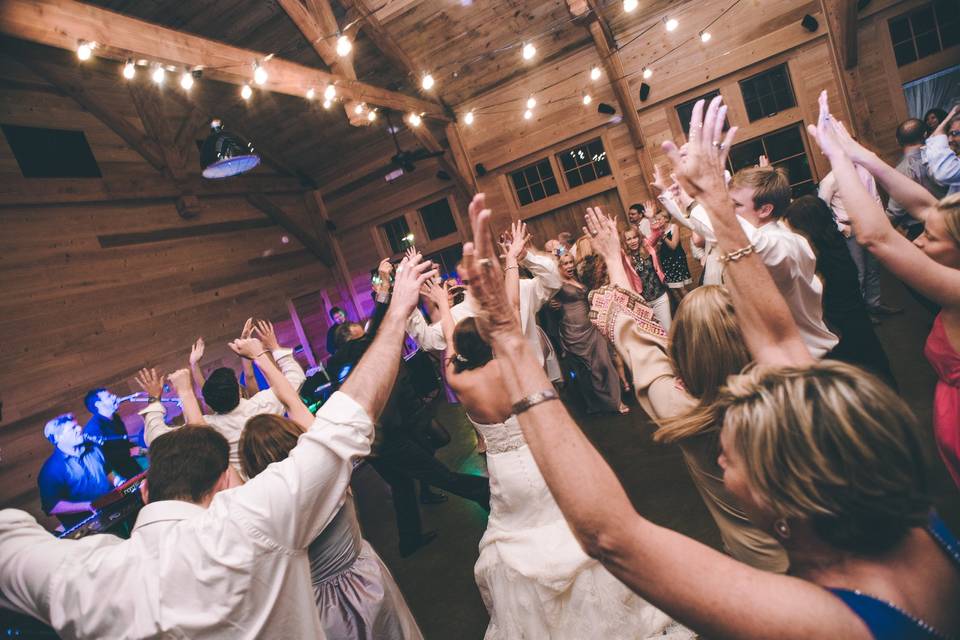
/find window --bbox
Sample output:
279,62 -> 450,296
738,64 -> 797,122
423,244 -> 463,280
380,216 -> 412,254
509,158 -> 559,206
726,124 -> 816,198
676,90 -> 729,136
418,198 -> 458,240
888,1 -> 960,67
556,138 -> 611,188
2,124 -> 101,178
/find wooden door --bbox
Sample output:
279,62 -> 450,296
523,189 -> 625,249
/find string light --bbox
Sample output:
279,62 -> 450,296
522,43 -> 536,60
590,66 -> 601,81
324,85 -> 337,101
408,113 -> 422,127
523,109 -> 533,120
180,70 -> 194,90
623,0 -> 638,12
367,109 -> 377,122
253,63 -> 268,86
464,110 -> 474,125
526,96 -> 537,109
241,84 -> 252,100
336,35 -> 352,57
122,59 -> 136,79
306,87 -> 315,100
323,99 -> 332,109
700,31 -> 712,42
643,67 -> 653,79
354,103 -> 364,115
421,74 -> 435,90
152,66 -> 166,84
76,41 -> 93,61
665,18 -> 679,31
582,94 -> 592,105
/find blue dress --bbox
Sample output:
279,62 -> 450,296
828,512 -> 958,639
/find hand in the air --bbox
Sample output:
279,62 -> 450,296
389,253 -> 438,318
254,320 -> 281,351
167,368 -> 193,392
663,95 -> 738,202
229,337 -> 265,360
582,207 -> 621,262
134,367 -> 164,398
188,338 -> 205,366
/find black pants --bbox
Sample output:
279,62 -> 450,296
827,308 -> 897,390
369,437 -> 489,547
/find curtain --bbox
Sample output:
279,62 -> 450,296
903,64 -> 960,118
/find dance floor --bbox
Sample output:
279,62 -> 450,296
352,270 -> 960,639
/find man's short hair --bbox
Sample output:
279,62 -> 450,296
329,306 -> 344,319
201,368 -> 240,414
83,388 -> 107,413
334,322 -> 363,348
43,414 -> 74,444
146,426 -> 229,503
628,202 -> 646,213
896,118 -> 926,147
730,166 -> 792,218
557,231 -> 574,246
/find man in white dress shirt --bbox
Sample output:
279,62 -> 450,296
0,255 -> 438,639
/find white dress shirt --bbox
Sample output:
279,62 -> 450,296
660,196 -> 838,358
0,392 -> 372,640
141,347 -> 306,473
926,133 -> 960,195
406,251 -> 562,365
817,168 -> 882,235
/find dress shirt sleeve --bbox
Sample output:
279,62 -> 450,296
926,134 -> 960,188
140,402 -> 175,446
520,251 -> 562,312
0,510 -> 72,621
272,347 -> 305,392
658,195 -> 696,232
405,308 -> 447,352
219,391 -> 374,550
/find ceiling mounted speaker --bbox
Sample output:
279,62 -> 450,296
200,120 -> 260,178
597,102 -> 617,115
801,14 -> 819,32
639,83 -> 650,102
475,163 -> 487,176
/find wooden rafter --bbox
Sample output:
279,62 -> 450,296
0,0 -> 449,121
820,0 -> 859,70
246,193 -> 334,267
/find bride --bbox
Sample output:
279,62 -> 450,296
421,211 -> 690,640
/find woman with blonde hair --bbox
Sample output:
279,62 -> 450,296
621,226 -> 672,331
805,91 -> 960,489
239,408 -> 422,640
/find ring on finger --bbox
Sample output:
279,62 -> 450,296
712,140 -> 721,148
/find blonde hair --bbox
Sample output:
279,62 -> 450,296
239,414 -> 305,479
573,235 -> 594,260
716,361 -> 930,554
655,286 -> 751,443
729,166 -> 791,217
938,192 -> 960,244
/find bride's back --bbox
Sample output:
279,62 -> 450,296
448,359 -> 512,425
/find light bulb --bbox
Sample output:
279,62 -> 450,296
421,74 -> 435,90
524,109 -> 533,120
367,110 -> 377,122
643,67 -> 653,79
336,35 -> 352,57
526,96 -> 536,109
324,84 -> 336,100
464,110 -> 474,125
180,71 -> 194,90
408,113 -> 422,127
241,84 -> 252,100
665,18 -> 679,31
77,42 -> 92,61
582,94 -> 592,105
322,99 -> 332,109
253,64 -> 268,85
700,31 -> 711,42
623,0 -> 638,12
354,103 -> 364,115
522,43 -> 536,60
152,66 -> 165,84
306,87 -> 315,100
122,60 -> 136,79
590,66 -> 601,81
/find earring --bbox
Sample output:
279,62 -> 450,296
774,518 -> 791,540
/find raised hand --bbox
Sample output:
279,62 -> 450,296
240,317 -> 255,340
932,104 -> 958,138
378,257 -> 393,281
404,245 -> 418,263
188,338 -> 205,366
805,90 -> 846,159
254,319 -> 281,351
167,368 -> 193,392
504,219 -> 531,261
650,164 -> 669,194
583,207 -> 620,261
389,252 -> 438,318
663,95 -> 738,203
461,193 -> 522,343
421,278 -> 449,309
135,367 -> 164,398
229,337 -> 265,360
758,154 -> 770,167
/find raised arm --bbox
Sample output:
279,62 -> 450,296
807,92 -> 960,308
188,337 -> 207,394
500,219 -> 530,318
166,368 -> 206,425
926,105 -> 960,189
583,207 -> 633,292
135,367 -> 178,445
422,279 -> 459,377
229,337 -> 314,430
664,96 -> 812,366
255,319 -> 306,392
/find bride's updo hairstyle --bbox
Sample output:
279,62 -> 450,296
452,317 -> 494,373
715,361 -> 931,555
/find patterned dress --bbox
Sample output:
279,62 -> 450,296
658,224 -> 692,287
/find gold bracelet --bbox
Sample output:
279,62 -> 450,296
718,243 -> 756,263
504,265 -> 519,272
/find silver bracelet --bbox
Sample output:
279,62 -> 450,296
504,265 -> 519,272
718,243 -> 756,263
511,389 -> 560,416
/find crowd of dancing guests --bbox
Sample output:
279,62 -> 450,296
2,93 -> 959,640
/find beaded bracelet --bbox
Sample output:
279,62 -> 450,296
718,243 -> 756,263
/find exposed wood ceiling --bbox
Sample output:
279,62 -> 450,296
8,0 -> 688,187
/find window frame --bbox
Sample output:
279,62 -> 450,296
554,137 -> 612,191
725,123 -> 818,198
508,157 -> 561,207
738,63 -> 798,123
888,1 -> 960,67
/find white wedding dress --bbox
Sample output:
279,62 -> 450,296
471,414 -> 693,640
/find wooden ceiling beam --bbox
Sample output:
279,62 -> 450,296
246,193 -> 334,267
820,0 -> 858,70
0,0 -> 449,121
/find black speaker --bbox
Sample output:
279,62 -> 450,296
801,14 -> 818,32
325,220 -> 337,232
436,170 -> 451,181
597,102 -> 617,115
475,163 -> 487,176
639,83 -> 650,102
